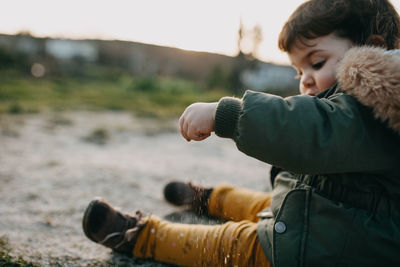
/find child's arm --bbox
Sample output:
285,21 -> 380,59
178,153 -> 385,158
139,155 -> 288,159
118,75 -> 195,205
212,90 -> 399,174
179,102 -> 218,142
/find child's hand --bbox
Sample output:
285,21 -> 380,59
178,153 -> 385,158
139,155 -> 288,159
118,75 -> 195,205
179,102 -> 218,141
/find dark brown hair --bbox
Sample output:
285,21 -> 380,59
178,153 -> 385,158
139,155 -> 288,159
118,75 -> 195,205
278,0 -> 400,51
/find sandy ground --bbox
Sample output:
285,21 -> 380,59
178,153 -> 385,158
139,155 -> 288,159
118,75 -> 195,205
0,111 -> 271,266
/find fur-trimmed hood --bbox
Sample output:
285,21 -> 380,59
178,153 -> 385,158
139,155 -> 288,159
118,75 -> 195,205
337,46 -> 400,134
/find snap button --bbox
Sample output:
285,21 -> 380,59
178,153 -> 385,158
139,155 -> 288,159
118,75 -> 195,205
274,221 -> 286,233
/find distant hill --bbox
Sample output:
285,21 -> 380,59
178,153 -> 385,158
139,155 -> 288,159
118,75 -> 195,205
0,33 -> 298,94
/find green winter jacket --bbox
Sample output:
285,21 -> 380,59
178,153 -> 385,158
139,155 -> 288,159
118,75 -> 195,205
214,47 -> 400,266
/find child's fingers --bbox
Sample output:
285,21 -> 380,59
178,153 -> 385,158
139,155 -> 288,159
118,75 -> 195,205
196,132 -> 210,141
179,116 -> 185,138
188,127 -> 210,141
186,125 -> 197,141
179,114 -> 184,131
179,114 -> 191,141
182,121 -> 191,142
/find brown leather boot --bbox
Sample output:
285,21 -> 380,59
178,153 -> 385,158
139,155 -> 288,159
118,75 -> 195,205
163,181 -> 213,215
82,198 -> 147,254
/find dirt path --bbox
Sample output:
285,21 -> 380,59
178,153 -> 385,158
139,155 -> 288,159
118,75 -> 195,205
0,111 -> 271,266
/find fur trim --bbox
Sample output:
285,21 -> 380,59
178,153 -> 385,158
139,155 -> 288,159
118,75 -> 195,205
337,46 -> 400,134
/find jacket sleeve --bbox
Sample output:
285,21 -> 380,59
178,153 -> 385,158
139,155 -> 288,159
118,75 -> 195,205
214,90 -> 399,174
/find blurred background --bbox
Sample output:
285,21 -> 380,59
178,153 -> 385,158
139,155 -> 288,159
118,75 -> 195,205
1,0 -> 399,116
0,0 -> 324,116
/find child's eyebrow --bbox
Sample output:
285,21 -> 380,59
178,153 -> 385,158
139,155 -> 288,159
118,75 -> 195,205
305,49 -> 324,60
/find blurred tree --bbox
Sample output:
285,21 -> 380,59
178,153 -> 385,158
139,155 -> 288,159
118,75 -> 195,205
0,47 -> 30,74
251,24 -> 263,59
237,19 -> 246,57
229,19 -> 262,95
236,20 -> 263,59
17,30 -> 33,37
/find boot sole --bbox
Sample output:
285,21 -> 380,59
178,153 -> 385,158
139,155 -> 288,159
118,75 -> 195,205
82,197 -> 103,243
163,181 -> 194,206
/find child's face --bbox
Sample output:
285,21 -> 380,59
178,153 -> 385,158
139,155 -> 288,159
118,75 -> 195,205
288,33 -> 353,96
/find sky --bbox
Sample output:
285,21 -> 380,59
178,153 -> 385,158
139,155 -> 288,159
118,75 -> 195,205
1,0 -> 400,64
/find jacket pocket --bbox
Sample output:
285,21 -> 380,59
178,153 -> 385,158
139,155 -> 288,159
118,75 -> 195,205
304,191 -> 357,266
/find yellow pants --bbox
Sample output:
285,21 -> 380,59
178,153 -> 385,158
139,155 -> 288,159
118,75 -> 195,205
133,184 -> 271,267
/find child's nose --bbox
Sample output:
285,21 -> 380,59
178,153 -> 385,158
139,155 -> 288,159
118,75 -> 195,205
301,74 -> 314,88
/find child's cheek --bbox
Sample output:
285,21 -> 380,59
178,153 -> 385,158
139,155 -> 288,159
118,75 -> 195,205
319,71 -> 336,92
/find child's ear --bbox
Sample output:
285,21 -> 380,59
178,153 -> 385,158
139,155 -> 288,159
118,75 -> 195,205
366,35 -> 387,48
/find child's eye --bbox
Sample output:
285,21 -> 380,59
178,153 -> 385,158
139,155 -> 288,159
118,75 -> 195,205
312,61 -> 325,69
294,72 -> 302,79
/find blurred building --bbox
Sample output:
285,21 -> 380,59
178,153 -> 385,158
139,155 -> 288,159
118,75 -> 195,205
45,39 -> 98,62
242,61 -> 298,95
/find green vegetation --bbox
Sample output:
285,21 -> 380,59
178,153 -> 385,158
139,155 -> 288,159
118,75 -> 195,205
0,45 -> 233,117
0,71 -> 230,117
0,236 -> 37,266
